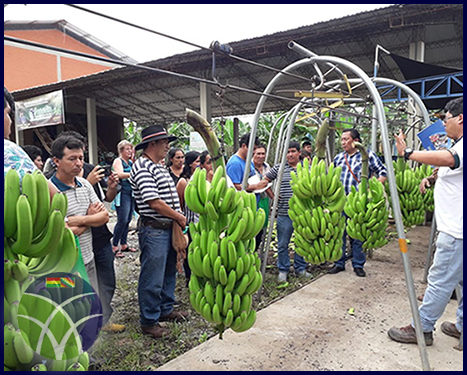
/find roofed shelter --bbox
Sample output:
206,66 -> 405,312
5,4 -> 463,163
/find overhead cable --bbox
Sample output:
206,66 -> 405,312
4,35 -> 302,105
66,4 -> 313,83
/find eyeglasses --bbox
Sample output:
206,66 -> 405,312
442,114 -> 459,124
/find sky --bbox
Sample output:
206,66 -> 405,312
4,4 -> 391,63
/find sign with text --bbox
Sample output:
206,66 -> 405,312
15,90 -> 65,131
189,131 -> 207,152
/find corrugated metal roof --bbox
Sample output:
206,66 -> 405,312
10,4 -> 463,126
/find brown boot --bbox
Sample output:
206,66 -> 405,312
387,324 -> 433,346
441,321 -> 461,339
159,310 -> 189,322
141,324 -> 170,338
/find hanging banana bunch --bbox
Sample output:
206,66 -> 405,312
288,119 -> 347,264
4,169 -> 89,371
343,142 -> 389,251
385,157 -> 425,226
185,165 -> 264,338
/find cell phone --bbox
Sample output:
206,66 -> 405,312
102,165 -> 112,177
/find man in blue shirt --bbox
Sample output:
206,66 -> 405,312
226,133 -> 261,191
328,128 -> 387,277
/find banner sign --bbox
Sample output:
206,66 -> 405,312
15,90 -> 65,131
189,131 -> 207,152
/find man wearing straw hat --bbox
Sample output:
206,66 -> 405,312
130,125 -> 188,339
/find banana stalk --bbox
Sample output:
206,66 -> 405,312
186,109 -> 226,172
315,118 -> 329,160
353,141 -> 369,193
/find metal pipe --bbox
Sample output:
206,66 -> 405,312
265,112 -> 288,163
288,41 -> 346,77
273,109 -> 294,166
286,42 -> 325,90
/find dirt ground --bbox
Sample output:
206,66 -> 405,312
154,224 -> 463,371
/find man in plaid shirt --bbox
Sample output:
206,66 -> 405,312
328,128 -> 387,277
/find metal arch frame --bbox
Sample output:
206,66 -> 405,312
243,42 -> 431,370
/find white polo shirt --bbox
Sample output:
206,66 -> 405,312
434,137 -> 463,239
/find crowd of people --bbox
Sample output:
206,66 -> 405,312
4,85 -> 462,348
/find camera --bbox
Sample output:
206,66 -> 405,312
102,165 -> 112,177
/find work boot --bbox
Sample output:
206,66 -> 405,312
441,321 -> 461,339
141,324 -> 170,339
328,265 -> 345,274
278,271 -> 288,283
159,310 -> 189,322
387,324 -> 433,346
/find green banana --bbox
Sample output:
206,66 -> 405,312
13,329 -> 34,364
4,168 -> 21,238
32,171 -> 51,237
10,195 -> 33,255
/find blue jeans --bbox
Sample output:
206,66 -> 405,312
414,232 -> 463,332
93,242 -> 116,325
137,226 -> 177,326
335,220 -> 366,269
112,190 -> 134,247
277,215 -> 307,273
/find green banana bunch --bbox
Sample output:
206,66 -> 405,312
288,156 -> 348,264
186,165 -> 263,338
344,177 -> 389,250
385,157 -> 425,227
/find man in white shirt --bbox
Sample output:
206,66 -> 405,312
388,97 -> 463,346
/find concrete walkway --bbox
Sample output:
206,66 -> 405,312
157,225 -> 463,371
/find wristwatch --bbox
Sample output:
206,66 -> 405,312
403,147 -> 414,161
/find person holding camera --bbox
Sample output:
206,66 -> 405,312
111,140 -> 137,257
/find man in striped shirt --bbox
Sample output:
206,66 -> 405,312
328,128 -> 387,277
130,125 -> 187,339
259,141 -> 311,283
49,135 -> 109,294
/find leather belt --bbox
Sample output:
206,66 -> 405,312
139,216 -> 173,230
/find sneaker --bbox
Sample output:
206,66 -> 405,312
441,321 -> 461,339
101,323 -> 126,333
296,270 -> 312,278
387,324 -> 433,346
354,268 -> 366,277
278,271 -> 288,283
328,265 -> 345,274
159,310 -> 189,322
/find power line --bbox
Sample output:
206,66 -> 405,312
4,35 -> 302,105
66,4 -> 313,84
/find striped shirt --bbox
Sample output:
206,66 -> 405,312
130,156 -> 181,220
265,163 -> 296,216
333,150 -> 387,195
50,175 -> 99,265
